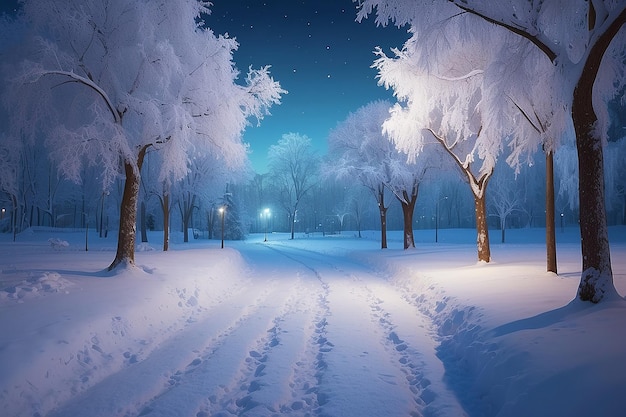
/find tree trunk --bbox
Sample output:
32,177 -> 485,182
474,193 -> 491,262
545,150 -> 557,274
140,200 -> 148,243
401,201 -> 416,249
108,163 -> 140,269
208,210 -> 214,240
162,191 -> 170,252
290,207 -> 296,239
399,189 -> 417,250
181,194 -> 195,243
183,204 -> 189,243
377,185 -> 388,249
107,147 -> 148,271
572,81 -> 614,302
569,10 -> 623,302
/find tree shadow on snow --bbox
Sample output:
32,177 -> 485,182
490,296 -> 624,338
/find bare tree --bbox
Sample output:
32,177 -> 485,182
268,133 -> 319,239
488,171 -> 522,244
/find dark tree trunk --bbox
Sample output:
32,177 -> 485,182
208,209 -> 214,240
162,191 -> 170,252
379,205 -> 388,249
108,162 -> 139,269
181,194 -> 196,243
183,203 -> 189,243
398,189 -> 417,250
570,9 -> 624,302
108,147 -> 148,271
546,151 -> 557,274
474,193 -> 491,263
140,200 -> 148,243
573,77 -> 614,302
378,186 -> 388,249
290,206 -> 297,239
108,147 -> 147,271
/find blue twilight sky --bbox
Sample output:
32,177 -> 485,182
207,0 -> 410,173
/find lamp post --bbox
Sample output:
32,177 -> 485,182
435,196 -> 448,243
263,208 -> 271,241
219,206 -> 225,248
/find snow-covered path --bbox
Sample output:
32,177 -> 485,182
3,228 -> 626,417
41,239 -> 465,417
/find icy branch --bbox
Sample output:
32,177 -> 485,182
40,69 -> 121,124
450,1 -> 557,62
434,69 -> 483,81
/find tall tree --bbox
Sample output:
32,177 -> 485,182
7,0 -> 284,270
268,133 -> 319,240
373,28 -> 507,260
326,101 -> 396,249
357,0 -> 625,301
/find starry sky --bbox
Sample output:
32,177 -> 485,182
0,0 -> 410,174
207,0 -> 409,173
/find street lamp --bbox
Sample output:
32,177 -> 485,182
435,196 -> 448,243
263,208 -> 271,242
219,206 -> 225,248
1,207 -> 5,220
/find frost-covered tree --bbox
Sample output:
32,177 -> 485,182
327,100 -> 436,249
356,0 -> 626,302
175,151 -> 245,242
6,0 -> 284,270
373,29 -> 506,260
386,152 -> 432,250
268,133 -> 319,240
326,101 -> 396,249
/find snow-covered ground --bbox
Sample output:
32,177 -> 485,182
0,226 -> 625,417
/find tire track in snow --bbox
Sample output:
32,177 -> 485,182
268,244 -> 466,417
46,242 -> 465,417
198,243 -> 332,416
133,276 -> 300,417
139,243 -> 332,417
46,277 -> 284,417
265,245 -> 417,416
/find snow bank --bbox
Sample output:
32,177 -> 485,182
0,246 -> 248,417
356,236 -> 626,417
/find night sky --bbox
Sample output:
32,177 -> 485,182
207,0 -> 409,173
